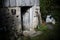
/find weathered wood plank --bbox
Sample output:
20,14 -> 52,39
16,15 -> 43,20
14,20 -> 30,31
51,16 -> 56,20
2,0 -> 39,7
23,9 -> 30,30
10,0 -> 16,6
4,0 -> 9,7
35,0 -> 39,5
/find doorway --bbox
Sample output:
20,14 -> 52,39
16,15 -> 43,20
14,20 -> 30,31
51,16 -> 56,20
21,6 -> 31,31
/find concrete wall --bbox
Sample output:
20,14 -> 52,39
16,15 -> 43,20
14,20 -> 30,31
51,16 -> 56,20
0,7 -> 21,40
1,7 -> 21,33
8,7 -> 21,33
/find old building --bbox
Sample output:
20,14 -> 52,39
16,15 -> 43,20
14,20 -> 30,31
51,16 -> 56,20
0,0 -> 41,40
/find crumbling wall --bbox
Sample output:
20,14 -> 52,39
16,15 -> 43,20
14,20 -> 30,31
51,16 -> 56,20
0,7 -> 21,40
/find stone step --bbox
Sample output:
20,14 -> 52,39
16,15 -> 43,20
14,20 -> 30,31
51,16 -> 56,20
23,30 -> 42,37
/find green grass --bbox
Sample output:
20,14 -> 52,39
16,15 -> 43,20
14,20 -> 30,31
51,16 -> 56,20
36,25 -> 48,32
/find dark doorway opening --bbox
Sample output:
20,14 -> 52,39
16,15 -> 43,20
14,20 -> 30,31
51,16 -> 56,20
21,6 -> 31,31
20,6 -> 31,40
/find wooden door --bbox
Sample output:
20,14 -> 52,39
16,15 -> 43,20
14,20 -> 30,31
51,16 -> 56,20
23,6 -> 39,31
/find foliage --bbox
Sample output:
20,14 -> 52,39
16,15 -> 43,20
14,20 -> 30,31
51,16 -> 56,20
35,24 -> 48,32
40,0 -> 60,40
40,0 -> 60,21
37,25 -> 48,31
40,0 -> 59,21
